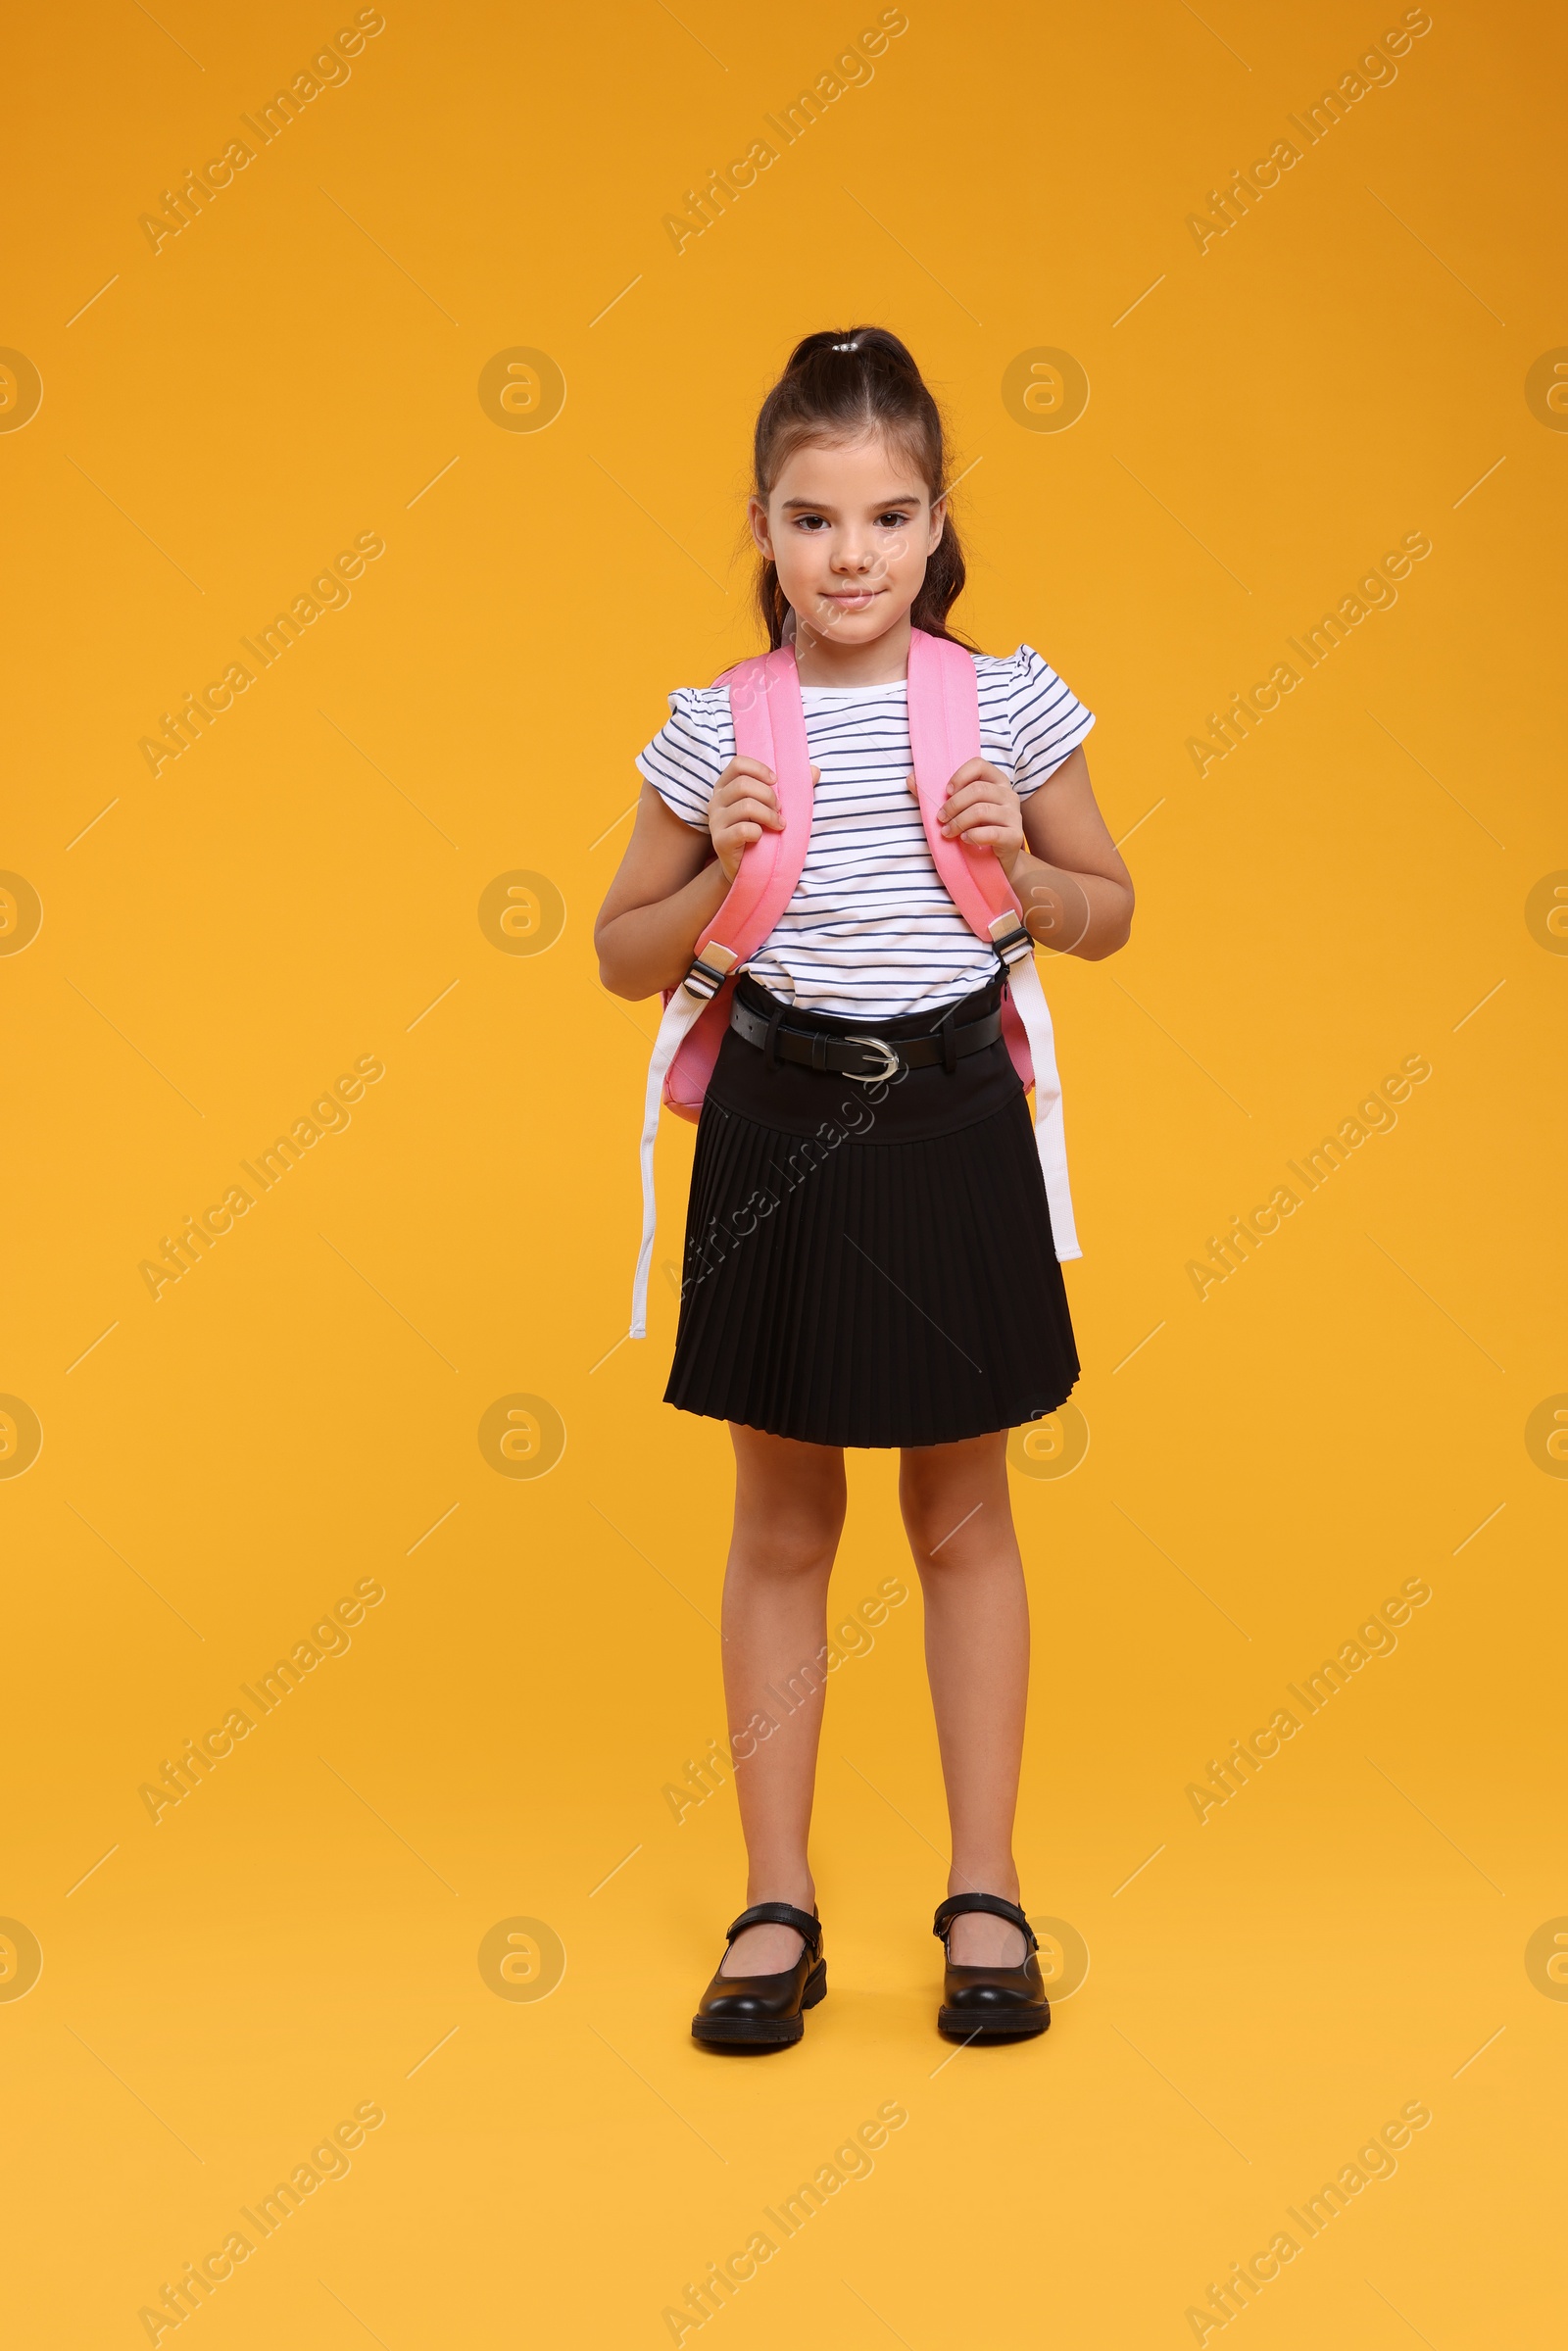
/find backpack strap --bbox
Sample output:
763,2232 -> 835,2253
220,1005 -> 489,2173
700,646 -> 816,964
906,629 -> 1081,1260
906,628 -> 1028,946
629,649 -> 815,1337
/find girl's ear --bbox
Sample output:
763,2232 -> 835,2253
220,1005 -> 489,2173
748,496 -> 773,559
926,494 -> 949,555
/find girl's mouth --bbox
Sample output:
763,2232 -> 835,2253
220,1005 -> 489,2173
820,588 -> 882,609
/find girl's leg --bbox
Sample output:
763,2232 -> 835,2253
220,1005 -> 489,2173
899,1432 -> 1032,1966
717,1424 -> 847,1976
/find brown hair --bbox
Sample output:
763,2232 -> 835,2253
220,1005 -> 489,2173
751,327 -> 972,651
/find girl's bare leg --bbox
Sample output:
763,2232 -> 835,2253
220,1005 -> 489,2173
899,1432 -> 1032,1966
716,1425 -> 847,1976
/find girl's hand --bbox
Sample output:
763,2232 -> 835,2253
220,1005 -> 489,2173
708,756 -> 818,883
930,758 -> 1026,878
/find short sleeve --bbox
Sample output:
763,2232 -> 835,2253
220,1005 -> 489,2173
635,686 -> 736,830
1004,645 -> 1095,797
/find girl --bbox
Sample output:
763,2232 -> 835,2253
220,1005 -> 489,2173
596,328 -> 1133,2048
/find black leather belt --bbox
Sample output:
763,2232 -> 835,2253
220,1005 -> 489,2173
730,995 -> 1004,1083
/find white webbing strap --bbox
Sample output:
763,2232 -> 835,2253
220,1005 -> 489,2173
630,985 -> 710,1338
1005,952 -> 1081,1262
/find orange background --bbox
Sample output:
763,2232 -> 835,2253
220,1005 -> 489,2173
3,0 -> 1565,2343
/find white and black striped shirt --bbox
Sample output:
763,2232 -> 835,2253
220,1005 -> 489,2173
636,644 -> 1095,1018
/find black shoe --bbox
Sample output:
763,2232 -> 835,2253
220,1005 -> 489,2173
933,1893 -> 1051,2042
691,1902 -> 826,2049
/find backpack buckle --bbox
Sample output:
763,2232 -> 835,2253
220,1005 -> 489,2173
988,912 -> 1033,967
681,942 -> 739,1002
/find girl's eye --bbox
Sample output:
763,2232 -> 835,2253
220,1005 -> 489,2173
875,512 -> 910,529
792,514 -> 829,531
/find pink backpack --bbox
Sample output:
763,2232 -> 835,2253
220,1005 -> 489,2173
630,628 -> 1079,1335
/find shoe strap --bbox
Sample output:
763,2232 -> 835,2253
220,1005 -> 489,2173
932,1892 -> 1037,1950
725,1901 -> 820,1953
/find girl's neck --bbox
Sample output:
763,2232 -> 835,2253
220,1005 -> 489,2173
791,610 -> 912,688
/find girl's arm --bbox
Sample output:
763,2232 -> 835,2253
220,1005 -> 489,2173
934,747 -> 1135,961
595,759 -> 801,1000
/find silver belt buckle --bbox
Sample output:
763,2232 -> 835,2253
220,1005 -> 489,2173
843,1035 -> 902,1085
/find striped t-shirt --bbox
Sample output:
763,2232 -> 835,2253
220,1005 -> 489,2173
636,644 -> 1095,1018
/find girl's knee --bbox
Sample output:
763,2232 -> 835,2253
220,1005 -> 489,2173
899,1453 -> 1008,1564
902,1492 -> 978,1563
734,1493 -> 845,1577
731,1432 -> 846,1564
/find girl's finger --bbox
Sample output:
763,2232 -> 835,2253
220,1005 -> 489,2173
717,787 -> 781,821
941,782 -> 1003,815
946,812 -> 1018,842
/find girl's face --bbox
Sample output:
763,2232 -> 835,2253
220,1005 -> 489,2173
750,434 -> 947,649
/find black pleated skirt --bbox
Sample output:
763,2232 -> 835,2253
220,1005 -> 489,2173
664,972 -> 1080,1448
